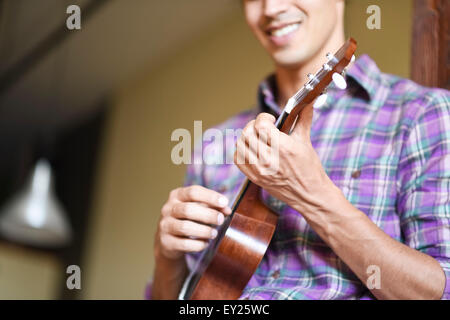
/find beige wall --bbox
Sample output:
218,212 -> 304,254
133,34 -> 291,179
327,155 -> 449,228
345,0 -> 412,78
82,1 -> 413,299
0,243 -> 60,299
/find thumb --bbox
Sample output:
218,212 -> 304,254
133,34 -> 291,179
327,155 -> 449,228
290,102 -> 314,141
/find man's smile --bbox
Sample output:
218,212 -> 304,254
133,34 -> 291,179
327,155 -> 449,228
265,21 -> 302,46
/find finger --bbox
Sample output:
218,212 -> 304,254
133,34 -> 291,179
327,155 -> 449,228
255,113 -> 276,132
172,202 -> 226,225
162,234 -> 208,253
164,217 -> 218,240
235,136 -> 250,165
241,120 -> 260,154
234,152 -> 258,183
236,137 -> 260,166
256,112 -> 276,124
201,201 -> 232,215
242,119 -> 256,140
242,129 -> 261,153
240,121 -> 262,157
254,113 -> 277,147
247,129 -> 275,156
239,126 -> 274,166
176,185 -> 230,210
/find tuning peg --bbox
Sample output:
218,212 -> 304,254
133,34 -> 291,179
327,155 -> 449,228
326,53 -> 338,63
332,72 -> 347,90
323,63 -> 332,71
314,93 -> 328,109
326,53 -> 338,64
304,83 -> 313,91
307,73 -> 319,86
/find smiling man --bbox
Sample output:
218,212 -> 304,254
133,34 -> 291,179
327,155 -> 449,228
150,0 -> 450,300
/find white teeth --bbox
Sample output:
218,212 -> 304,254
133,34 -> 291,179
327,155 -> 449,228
271,23 -> 300,37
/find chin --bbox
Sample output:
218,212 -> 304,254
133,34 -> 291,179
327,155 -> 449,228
271,50 -> 310,68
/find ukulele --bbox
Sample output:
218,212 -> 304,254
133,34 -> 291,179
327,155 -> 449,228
178,38 -> 357,300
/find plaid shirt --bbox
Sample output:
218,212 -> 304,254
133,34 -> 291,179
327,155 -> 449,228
179,54 -> 450,300
146,54 -> 450,300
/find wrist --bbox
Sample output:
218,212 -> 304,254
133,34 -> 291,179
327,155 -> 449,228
152,242 -> 188,300
292,175 -> 343,215
292,179 -> 356,242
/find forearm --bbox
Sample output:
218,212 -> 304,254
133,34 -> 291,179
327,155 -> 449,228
151,242 -> 188,300
296,184 -> 446,300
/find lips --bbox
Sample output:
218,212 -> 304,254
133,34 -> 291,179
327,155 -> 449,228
267,22 -> 301,37
265,21 -> 302,46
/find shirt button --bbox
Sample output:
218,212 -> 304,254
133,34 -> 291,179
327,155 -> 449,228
271,270 -> 280,279
351,170 -> 361,179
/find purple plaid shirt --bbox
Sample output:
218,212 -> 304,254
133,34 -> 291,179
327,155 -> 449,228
148,54 -> 450,300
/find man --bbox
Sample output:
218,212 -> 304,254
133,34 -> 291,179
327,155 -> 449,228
150,0 -> 450,299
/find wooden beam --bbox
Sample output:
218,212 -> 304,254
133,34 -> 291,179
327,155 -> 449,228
0,0 -> 111,96
411,0 -> 450,89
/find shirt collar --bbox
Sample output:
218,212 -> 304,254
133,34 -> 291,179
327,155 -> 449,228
256,54 -> 380,114
345,54 -> 381,101
257,73 -> 281,116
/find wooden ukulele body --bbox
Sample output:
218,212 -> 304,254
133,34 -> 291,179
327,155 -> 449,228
190,183 -> 277,299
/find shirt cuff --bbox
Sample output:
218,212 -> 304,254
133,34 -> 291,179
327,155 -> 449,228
436,258 -> 450,300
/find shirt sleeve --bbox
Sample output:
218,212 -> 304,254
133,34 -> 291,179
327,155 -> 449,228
184,134 -> 205,187
397,90 -> 450,300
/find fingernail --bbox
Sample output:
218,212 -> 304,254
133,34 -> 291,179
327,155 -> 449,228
211,229 -> 218,239
218,196 -> 229,207
217,214 -> 224,225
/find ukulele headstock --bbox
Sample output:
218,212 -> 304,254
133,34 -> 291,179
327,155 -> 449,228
284,38 -> 357,114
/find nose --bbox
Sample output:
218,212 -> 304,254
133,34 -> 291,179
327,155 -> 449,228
263,0 -> 289,18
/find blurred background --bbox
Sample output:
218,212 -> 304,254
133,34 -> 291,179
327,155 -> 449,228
0,0 -> 415,299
